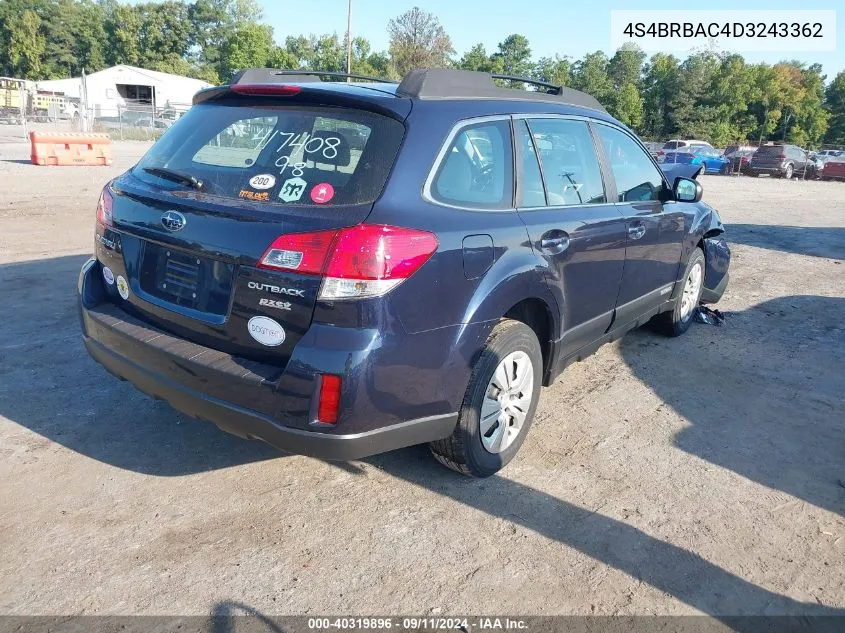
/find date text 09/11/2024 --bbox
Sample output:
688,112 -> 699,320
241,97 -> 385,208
307,618 -> 529,630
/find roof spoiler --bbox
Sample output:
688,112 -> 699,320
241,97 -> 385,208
228,69 -> 399,85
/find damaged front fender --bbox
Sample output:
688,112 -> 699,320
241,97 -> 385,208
701,213 -> 730,304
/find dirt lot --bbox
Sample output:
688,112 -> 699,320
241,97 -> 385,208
0,139 -> 843,618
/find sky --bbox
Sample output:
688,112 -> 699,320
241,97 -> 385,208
259,0 -> 844,80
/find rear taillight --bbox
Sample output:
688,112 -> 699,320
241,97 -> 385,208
258,224 -> 439,300
96,186 -> 113,227
776,154 -> 787,160
317,374 -> 342,424
657,150 -> 665,156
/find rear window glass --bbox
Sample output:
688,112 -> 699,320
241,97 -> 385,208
755,145 -> 785,156
663,141 -> 683,150
133,103 -> 404,207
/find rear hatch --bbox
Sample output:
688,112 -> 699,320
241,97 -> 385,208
751,145 -> 786,168
98,90 -> 408,364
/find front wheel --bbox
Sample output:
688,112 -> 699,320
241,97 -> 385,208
430,319 -> 542,477
651,248 -> 705,337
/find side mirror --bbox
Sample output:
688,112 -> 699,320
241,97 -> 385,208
674,177 -> 702,203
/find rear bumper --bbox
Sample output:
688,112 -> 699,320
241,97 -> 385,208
79,258 -> 459,460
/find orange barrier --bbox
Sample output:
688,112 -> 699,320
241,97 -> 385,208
30,131 -> 112,166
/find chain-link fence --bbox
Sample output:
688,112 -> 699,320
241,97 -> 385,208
0,94 -> 190,143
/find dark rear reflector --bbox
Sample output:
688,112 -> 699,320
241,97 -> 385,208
317,374 -> 342,424
230,84 -> 301,96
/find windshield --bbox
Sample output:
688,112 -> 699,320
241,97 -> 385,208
134,102 -> 405,207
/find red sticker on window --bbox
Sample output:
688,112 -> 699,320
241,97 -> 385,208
310,183 -> 335,204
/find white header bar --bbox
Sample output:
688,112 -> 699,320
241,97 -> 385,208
610,10 -> 837,53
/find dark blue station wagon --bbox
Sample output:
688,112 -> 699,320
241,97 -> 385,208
78,68 -> 730,477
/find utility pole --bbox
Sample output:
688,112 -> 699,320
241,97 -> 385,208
346,0 -> 353,81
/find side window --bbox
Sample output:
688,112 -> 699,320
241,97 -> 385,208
514,120 -> 546,207
595,124 -> 664,203
431,120 -> 513,209
527,118 -> 606,206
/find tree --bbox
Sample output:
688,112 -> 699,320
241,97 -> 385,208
135,1 -> 193,70
608,44 -> 645,89
640,53 -> 680,140
104,4 -> 143,66
219,22 -> 274,78
824,71 -> 845,145
491,34 -> 532,84
457,43 -> 499,73
387,7 -> 453,76
613,83 -> 643,129
570,51 -> 613,106
668,52 -> 719,141
5,9 -> 45,79
533,55 -> 570,87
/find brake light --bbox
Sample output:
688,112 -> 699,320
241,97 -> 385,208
257,224 -> 439,300
230,84 -> 301,96
96,186 -> 113,227
657,150 -> 664,156
317,374 -> 342,424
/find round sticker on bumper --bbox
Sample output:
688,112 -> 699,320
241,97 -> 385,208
102,266 -> 114,285
116,275 -> 130,300
247,316 -> 286,347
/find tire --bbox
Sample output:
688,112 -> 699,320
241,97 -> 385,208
429,319 -> 542,477
784,163 -> 794,179
651,248 -> 705,337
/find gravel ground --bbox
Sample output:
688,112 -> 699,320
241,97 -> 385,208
0,140 -> 843,617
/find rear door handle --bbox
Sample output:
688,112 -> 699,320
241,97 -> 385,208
627,223 -> 646,240
539,230 -> 570,254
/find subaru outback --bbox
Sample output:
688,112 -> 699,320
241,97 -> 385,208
78,68 -> 731,477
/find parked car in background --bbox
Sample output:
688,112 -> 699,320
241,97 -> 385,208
660,146 -> 728,175
747,144 -> 815,179
820,156 -> 845,180
815,149 -> 843,158
657,139 -> 713,162
724,148 -> 756,173
642,141 -> 663,159
77,68 -> 730,477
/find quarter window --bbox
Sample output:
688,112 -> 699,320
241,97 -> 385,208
431,120 -> 513,209
595,125 -> 664,203
526,118 -> 606,206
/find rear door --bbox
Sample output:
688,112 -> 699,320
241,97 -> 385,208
592,122 -> 685,323
514,117 -> 627,359
101,97 -> 406,363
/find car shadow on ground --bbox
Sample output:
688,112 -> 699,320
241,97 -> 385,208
0,254 -> 278,476
2,256 -> 843,618
619,294 -> 845,518
727,223 -> 845,259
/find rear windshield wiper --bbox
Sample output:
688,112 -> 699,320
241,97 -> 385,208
143,167 -> 204,190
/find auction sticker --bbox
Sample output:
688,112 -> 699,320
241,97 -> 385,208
247,316 -> 286,347
116,275 -> 130,300
248,173 -> 276,190
310,183 -> 335,204
102,266 -> 115,285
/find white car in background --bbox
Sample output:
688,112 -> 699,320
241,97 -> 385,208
657,139 -> 713,162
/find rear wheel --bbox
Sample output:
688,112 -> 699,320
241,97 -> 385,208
651,248 -> 705,337
430,319 -> 542,477
784,163 -> 794,179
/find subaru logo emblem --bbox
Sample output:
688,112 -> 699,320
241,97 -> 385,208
161,210 -> 186,232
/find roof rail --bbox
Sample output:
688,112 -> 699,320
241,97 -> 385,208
396,68 -> 607,113
230,68 -> 398,85
491,73 -> 561,94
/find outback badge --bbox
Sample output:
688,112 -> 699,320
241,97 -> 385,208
161,210 -> 187,232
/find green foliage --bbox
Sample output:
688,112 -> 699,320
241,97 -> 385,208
0,1 -> 838,146
5,9 -> 45,79
387,6 -> 453,77
824,71 -> 845,145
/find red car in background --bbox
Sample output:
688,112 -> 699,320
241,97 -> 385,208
820,157 -> 845,181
